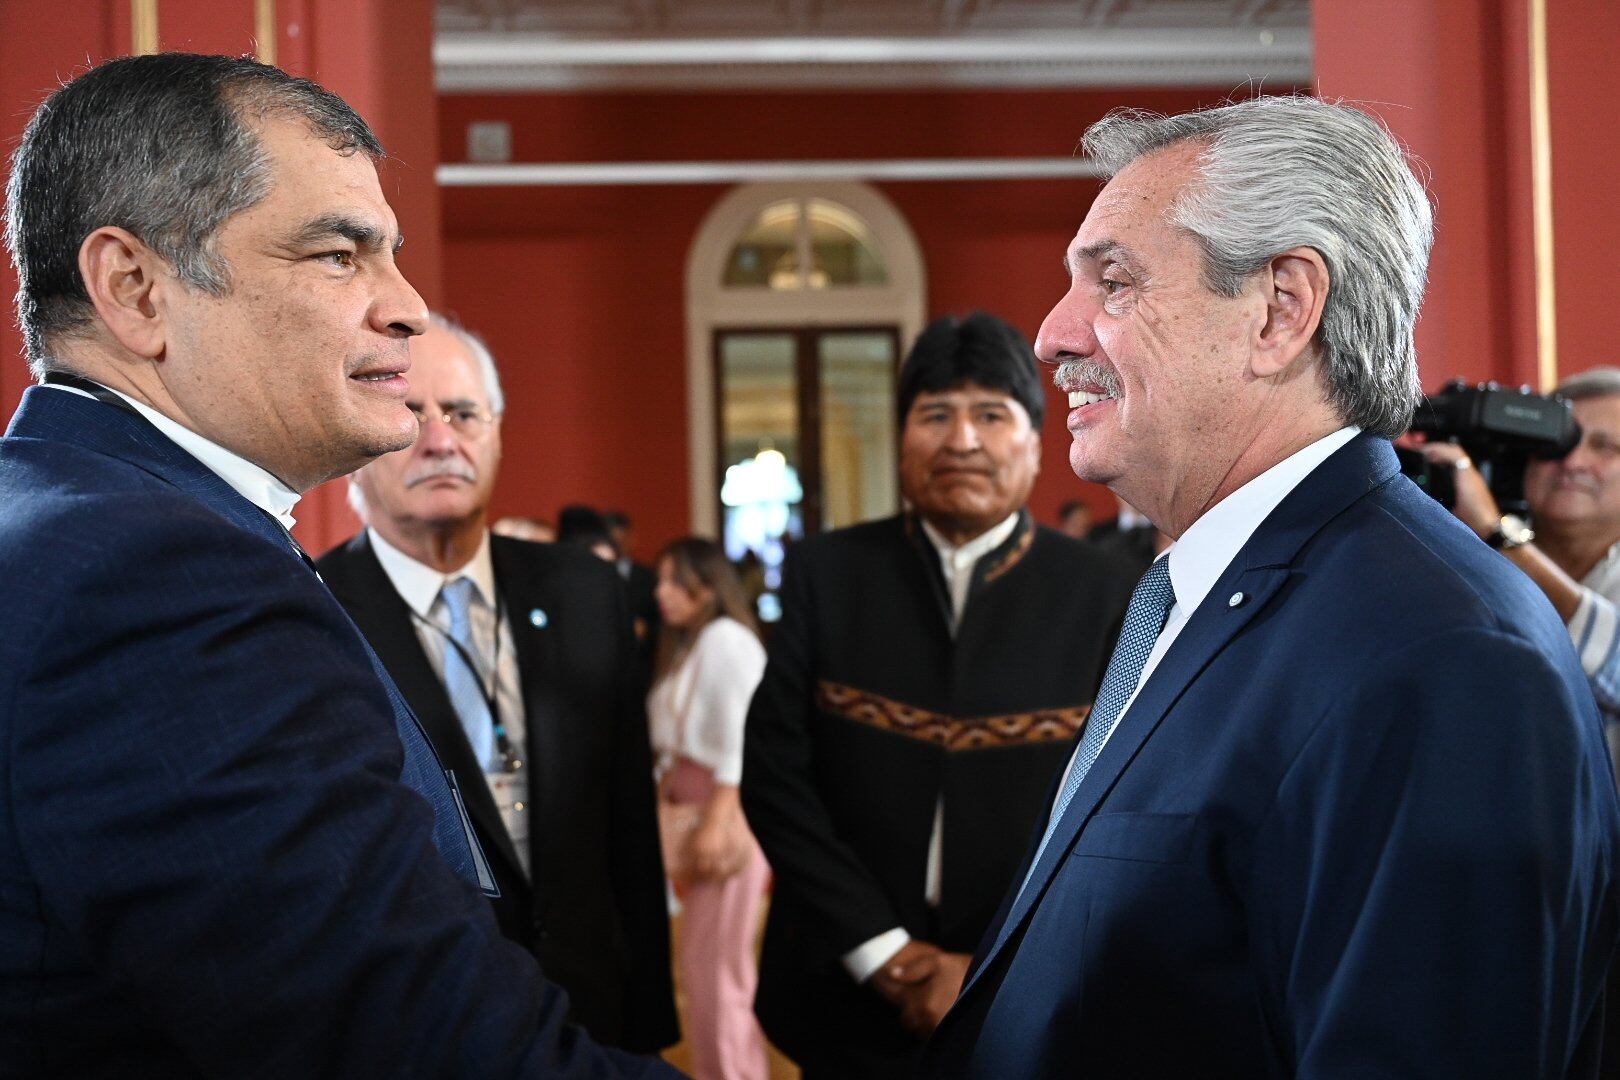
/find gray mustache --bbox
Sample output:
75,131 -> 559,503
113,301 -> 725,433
405,459 -> 476,487
1053,359 -> 1121,398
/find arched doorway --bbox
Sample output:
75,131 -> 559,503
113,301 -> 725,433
686,182 -> 925,617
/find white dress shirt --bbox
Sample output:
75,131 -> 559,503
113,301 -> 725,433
1045,426 -> 1361,816
841,511 -> 1020,984
647,616 -> 766,786
45,382 -> 299,530
368,527 -> 532,876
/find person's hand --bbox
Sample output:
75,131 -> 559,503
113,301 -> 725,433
684,812 -> 744,882
1418,442 -> 1502,538
869,939 -> 940,1007
894,950 -> 971,1037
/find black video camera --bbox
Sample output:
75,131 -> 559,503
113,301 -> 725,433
1398,380 -> 1581,514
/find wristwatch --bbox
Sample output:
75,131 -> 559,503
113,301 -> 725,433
1486,513 -> 1535,550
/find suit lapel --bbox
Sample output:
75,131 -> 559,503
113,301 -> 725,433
957,433 -> 1402,1003
490,538 -> 562,889
328,535 -> 526,880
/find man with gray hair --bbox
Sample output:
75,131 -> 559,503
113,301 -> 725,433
0,53 -> 677,1076
317,316 -> 679,1055
921,96 -> 1620,1077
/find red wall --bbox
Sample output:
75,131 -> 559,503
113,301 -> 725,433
1545,0 -> 1620,378
1315,0 -> 1620,393
437,87 -> 1290,558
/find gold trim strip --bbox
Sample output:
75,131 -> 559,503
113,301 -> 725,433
816,679 -> 1090,752
1528,0 -> 1558,390
255,0 -> 277,66
131,0 -> 159,55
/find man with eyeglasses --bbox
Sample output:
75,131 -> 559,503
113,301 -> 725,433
316,315 -> 679,1055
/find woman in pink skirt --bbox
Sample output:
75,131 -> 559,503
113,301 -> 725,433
648,538 -> 771,1080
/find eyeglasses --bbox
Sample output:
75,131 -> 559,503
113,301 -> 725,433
408,404 -> 495,437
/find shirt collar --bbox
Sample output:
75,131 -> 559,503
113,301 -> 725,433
45,381 -> 301,530
921,510 -> 1022,572
368,526 -> 496,618
1164,426 -> 1360,615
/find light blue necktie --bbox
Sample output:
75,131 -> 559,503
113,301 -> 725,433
1015,556 -> 1177,899
439,576 -> 497,770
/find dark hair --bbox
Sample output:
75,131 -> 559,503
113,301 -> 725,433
652,538 -> 761,683
896,312 -> 1045,428
556,504 -> 615,551
603,509 -> 631,531
5,52 -> 382,371
1058,499 -> 1090,519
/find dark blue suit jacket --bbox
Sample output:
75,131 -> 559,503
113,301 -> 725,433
0,387 -> 679,1078
923,434 -> 1620,1079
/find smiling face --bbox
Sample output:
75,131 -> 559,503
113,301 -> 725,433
899,381 -> 1041,543
1525,395 -> 1620,540
352,322 -> 502,538
1036,143 -> 1269,530
158,115 -> 428,490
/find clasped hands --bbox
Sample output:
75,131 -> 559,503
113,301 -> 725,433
869,940 -> 972,1037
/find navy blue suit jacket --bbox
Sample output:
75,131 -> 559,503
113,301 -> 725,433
922,434 -> 1620,1079
0,387 -> 679,1078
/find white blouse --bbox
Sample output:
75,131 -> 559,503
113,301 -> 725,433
647,616 -> 766,786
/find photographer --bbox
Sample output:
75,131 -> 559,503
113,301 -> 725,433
1422,366 -> 1620,775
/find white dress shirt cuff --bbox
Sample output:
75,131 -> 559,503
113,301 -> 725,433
842,927 -> 911,983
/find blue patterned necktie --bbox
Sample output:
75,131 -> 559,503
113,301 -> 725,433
1016,556 -> 1177,897
439,576 -> 497,770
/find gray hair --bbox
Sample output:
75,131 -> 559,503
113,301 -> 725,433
1557,366 -> 1620,402
430,313 -> 505,416
347,314 -> 505,521
1081,95 -> 1434,438
5,53 -> 382,374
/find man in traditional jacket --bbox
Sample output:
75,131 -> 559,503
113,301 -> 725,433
740,311 -> 1135,1079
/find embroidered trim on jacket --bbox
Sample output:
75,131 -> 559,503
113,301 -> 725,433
815,679 -> 1089,751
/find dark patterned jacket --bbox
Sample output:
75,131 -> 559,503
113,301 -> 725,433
741,509 -> 1134,1073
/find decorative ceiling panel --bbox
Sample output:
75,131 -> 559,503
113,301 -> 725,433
435,0 -> 1311,91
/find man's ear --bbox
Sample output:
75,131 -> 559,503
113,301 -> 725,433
77,226 -> 170,360
1251,246 -> 1329,380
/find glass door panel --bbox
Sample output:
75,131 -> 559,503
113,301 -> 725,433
717,332 -> 802,618
817,330 -> 898,530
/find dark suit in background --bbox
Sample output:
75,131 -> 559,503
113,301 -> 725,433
319,531 -> 679,1053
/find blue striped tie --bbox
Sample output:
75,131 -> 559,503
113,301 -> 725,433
439,577 -> 496,770
1016,556 -> 1176,898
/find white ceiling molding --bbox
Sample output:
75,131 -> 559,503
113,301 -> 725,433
437,156 -> 1108,187
435,28 -> 1310,92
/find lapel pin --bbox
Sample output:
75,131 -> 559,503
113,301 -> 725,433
529,608 -> 549,629
1228,592 -> 1246,608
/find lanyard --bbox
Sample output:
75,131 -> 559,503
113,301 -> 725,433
410,593 -> 524,774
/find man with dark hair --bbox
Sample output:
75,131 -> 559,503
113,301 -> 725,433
557,503 -> 619,562
1055,498 -> 1093,539
0,53 -> 676,1077
741,311 -> 1133,1078
922,97 -> 1618,1078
